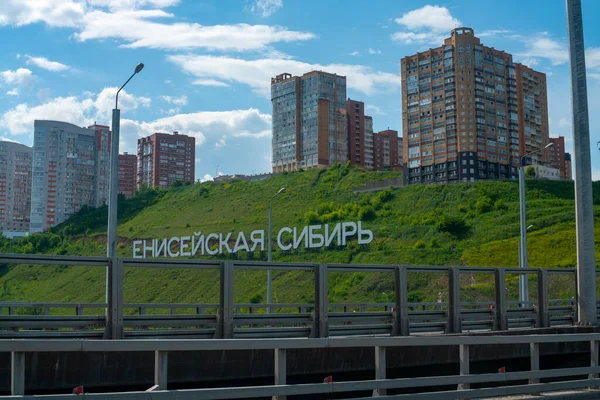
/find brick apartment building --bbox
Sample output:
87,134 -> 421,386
0,141 -> 32,233
137,132 -> 195,189
118,153 -> 137,197
373,129 -> 401,171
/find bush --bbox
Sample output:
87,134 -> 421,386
413,240 -> 426,249
457,204 -> 467,213
493,199 -> 507,211
304,211 -> 321,224
170,179 -> 183,188
475,196 -> 493,214
435,214 -> 469,237
358,206 -> 376,221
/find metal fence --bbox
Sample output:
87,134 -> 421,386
2,333 -> 600,398
0,253 -> 586,340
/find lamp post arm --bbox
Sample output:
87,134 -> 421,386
115,71 -> 137,110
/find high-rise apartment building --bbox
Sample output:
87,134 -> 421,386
397,136 -> 404,167
118,153 -> 137,198
346,99 -> 372,168
373,130 -> 401,171
271,71 -> 348,172
137,132 -> 195,189
565,153 -> 572,181
549,136 -> 572,180
0,141 -> 32,233
30,120 -> 110,233
364,116 -> 374,169
401,27 -> 550,184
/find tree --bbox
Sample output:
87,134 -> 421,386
170,180 -> 183,188
525,166 -> 536,178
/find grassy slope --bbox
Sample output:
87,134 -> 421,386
1,165 -> 599,310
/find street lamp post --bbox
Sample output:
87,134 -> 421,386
267,187 -> 286,312
107,63 -> 144,259
518,142 -> 553,307
105,63 -> 143,339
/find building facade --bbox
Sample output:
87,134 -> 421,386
271,71 -> 347,172
118,153 -> 137,198
0,141 -> 32,233
373,130 -> 400,171
347,99 -> 369,168
30,120 -> 110,233
137,132 -> 195,189
549,136 -> 571,180
364,116 -> 374,169
401,27 -> 550,184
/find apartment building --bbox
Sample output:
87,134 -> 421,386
549,136 -> 572,180
401,27 -> 550,184
373,130 -> 401,171
137,132 -> 195,189
30,120 -> 110,233
364,116 -> 374,169
0,141 -> 32,233
346,99 -> 375,168
271,71 -> 348,172
118,153 -> 137,198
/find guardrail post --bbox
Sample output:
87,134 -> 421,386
273,349 -> 286,400
458,344 -> 469,390
591,340 -> 599,379
393,266 -> 409,336
494,268 -> 508,331
104,258 -> 124,339
154,351 -> 168,390
11,352 -> 24,395
537,269 -> 549,328
373,346 -> 387,396
311,264 -> 328,338
217,261 -> 234,339
529,342 -> 540,384
448,267 -> 461,333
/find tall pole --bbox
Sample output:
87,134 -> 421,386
518,164 -> 528,307
107,109 -> 121,260
566,0 -> 596,325
267,196 -> 273,310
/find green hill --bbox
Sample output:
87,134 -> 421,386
1,164 -> 599,310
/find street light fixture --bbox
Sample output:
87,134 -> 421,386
518,142 -> 553,307
107,63 -> 144,259
267,187 -> 286,312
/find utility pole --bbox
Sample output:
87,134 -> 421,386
566,0 -> 596,325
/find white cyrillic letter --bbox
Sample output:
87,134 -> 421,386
233,232 -> 250,253
341,222 -> 357,245
293,226 -> 308,249
180,236 -> 191,256
192,233 -> 204,256
205,233 -> 219,255
219,233 -> 232,254
143,239 -> 154,258
357,221 -> 374,244
325,223 -> 342,247
249,230 -> 264,252
156,239 -> 168,257
167,237 -> 180,257
132,240 -> 142,258
308,224 -> 324,248
277,227 -> 293,251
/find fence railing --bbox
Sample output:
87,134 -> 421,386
0,253 -> 586,339
2,333 -> 600,398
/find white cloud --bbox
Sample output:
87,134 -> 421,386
368,48 -> 382,55
0,137 -> 22,143
25,55 -> 70,72
1,68 -> 34,86
0,88 -> 149,137
477,29 -> 514,37
161,95 -> 187,106
76,9 -> 314,52
349,51 -> 360,56
365,104 -> 386,116
200,174 -> 214,182
250,0 -> 283,17
6,89 -> 19,96
516,34 -> 569,66
86,0 -> 179,10
392,5 -> 460,46
395,5 -> 461,32
519,58 -> 539,68
587,48 -> 600,70
15,53 -> 21,59
0,0 -> 85,28
215,137 -> 226,148
169,55 -> 400,98
192,79 -> 230,87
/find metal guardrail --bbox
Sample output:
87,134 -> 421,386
3,333 -> 600,398
0,253 -> 584,339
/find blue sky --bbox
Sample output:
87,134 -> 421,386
1,0 -> 599,180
